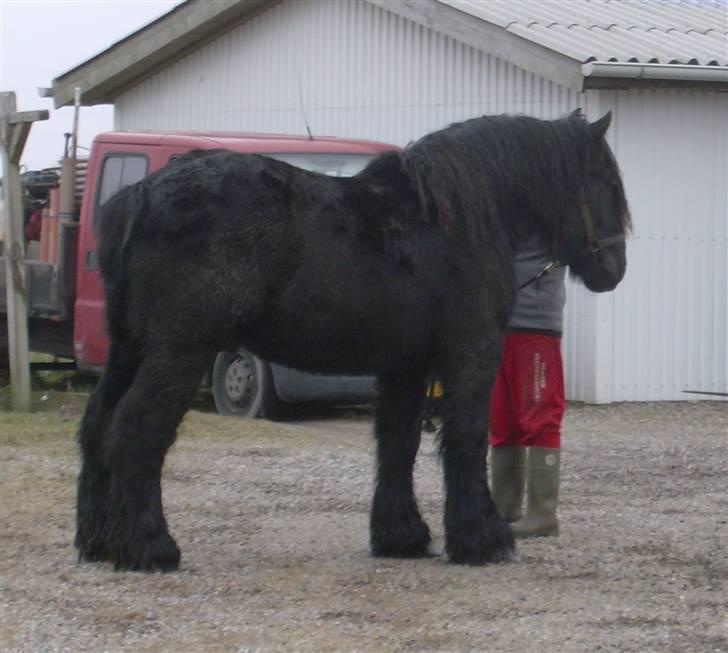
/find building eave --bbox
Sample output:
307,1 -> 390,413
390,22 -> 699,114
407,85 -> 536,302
48,0 -> 275,108
583,62 -> 728,91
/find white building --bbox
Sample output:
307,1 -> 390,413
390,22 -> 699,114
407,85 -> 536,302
49,0 -> 728,402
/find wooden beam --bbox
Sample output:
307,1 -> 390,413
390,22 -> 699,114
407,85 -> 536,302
8,110 -> 49,125
6,111 -> 48,163
8,122 -> 31,166
1,91 -> 48,411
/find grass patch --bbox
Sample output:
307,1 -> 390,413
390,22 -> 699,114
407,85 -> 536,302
0,412 -> 79,454
0,355 -> 96,414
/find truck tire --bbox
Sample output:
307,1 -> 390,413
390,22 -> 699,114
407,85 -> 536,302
211,348 -> 282,419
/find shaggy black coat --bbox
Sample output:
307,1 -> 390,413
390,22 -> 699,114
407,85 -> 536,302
76,111 -> 630,571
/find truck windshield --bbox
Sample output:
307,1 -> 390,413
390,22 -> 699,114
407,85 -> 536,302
266,152 -> 374,177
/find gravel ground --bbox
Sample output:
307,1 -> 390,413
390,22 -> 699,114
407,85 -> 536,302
0,400 -> 726,652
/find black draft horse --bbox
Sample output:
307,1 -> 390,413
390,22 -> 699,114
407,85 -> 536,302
76,110 -> 630,571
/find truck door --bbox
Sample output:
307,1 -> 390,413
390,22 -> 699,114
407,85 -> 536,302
73,146 -> 149,370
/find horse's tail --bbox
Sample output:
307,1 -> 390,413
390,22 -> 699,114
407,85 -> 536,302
96,181 -> 148,341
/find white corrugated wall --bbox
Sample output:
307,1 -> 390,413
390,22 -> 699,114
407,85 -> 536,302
115,0 -> 580,137
608,89 -> 726,401
113,0 -> 727,402
563,89 -> 728,402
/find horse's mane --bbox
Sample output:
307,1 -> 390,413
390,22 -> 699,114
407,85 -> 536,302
399,113 -> 626,254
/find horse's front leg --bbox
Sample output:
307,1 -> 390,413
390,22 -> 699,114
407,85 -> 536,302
370,368 -> 432,558
440,351 -> 517,564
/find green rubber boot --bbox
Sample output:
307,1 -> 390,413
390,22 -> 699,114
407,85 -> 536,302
512,447 -> 560,538
489,445 -> 526,522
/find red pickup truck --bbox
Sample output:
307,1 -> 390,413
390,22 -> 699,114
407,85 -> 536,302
1,130 -> 397,417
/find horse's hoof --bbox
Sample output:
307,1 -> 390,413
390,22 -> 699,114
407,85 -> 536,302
370,518 -> 432,558
371,535 -> 432,559
77,540 -> 112,563
446,515 -> 517,565
447,545 -> 519,565
112,533 -> 181,572
372,542 -> 432,558
75,523 -> 112,563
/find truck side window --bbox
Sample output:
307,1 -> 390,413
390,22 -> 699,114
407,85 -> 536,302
93,154 -> 148,233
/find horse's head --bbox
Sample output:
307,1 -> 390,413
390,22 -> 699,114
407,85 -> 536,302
563,111 -> 631,293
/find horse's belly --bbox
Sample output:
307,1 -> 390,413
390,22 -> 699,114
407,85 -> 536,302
240,302 -> 428,376
236,235 -> 440,374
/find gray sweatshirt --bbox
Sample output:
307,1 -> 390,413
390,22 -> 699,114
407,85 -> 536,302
509,233 -> 566,335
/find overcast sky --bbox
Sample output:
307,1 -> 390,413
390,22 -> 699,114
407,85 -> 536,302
1,0 -> 184,170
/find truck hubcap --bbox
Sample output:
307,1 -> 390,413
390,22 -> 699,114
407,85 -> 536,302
225,355 -> 257,405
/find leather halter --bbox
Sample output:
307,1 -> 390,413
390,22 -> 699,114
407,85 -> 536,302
518,194 -> 625,292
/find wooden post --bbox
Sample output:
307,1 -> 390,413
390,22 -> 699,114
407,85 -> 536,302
1,92 -> 49,411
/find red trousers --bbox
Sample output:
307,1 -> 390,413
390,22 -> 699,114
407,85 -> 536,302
488,331 -> 565,449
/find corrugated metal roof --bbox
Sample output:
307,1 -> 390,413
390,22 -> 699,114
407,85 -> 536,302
440,0 -> 728,65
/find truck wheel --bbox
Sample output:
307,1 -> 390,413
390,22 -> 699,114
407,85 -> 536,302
212,348 -> 282,419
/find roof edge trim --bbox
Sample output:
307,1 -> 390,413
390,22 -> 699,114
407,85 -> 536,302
48,0 -> 271,108
583,62 -> 728,84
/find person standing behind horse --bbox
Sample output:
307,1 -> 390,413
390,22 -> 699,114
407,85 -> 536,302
489,232 -> 566,538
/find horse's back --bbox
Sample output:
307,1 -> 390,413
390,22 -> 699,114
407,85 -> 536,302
102,146 -> 511,375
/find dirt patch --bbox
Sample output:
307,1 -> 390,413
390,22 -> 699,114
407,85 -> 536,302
1,401 -> 726,652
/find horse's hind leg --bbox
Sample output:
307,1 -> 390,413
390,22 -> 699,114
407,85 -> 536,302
370,368 -> 432,557
440,344 -> 517,564
101,346 -> 212,571
76,339 -> 140,562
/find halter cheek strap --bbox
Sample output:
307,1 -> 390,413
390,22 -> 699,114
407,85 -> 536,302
579,194 -> 626,254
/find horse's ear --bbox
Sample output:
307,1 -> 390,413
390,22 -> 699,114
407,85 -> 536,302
590,111 -> 612,140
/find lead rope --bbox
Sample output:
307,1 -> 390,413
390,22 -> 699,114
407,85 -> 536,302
518,260 -> 561,291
